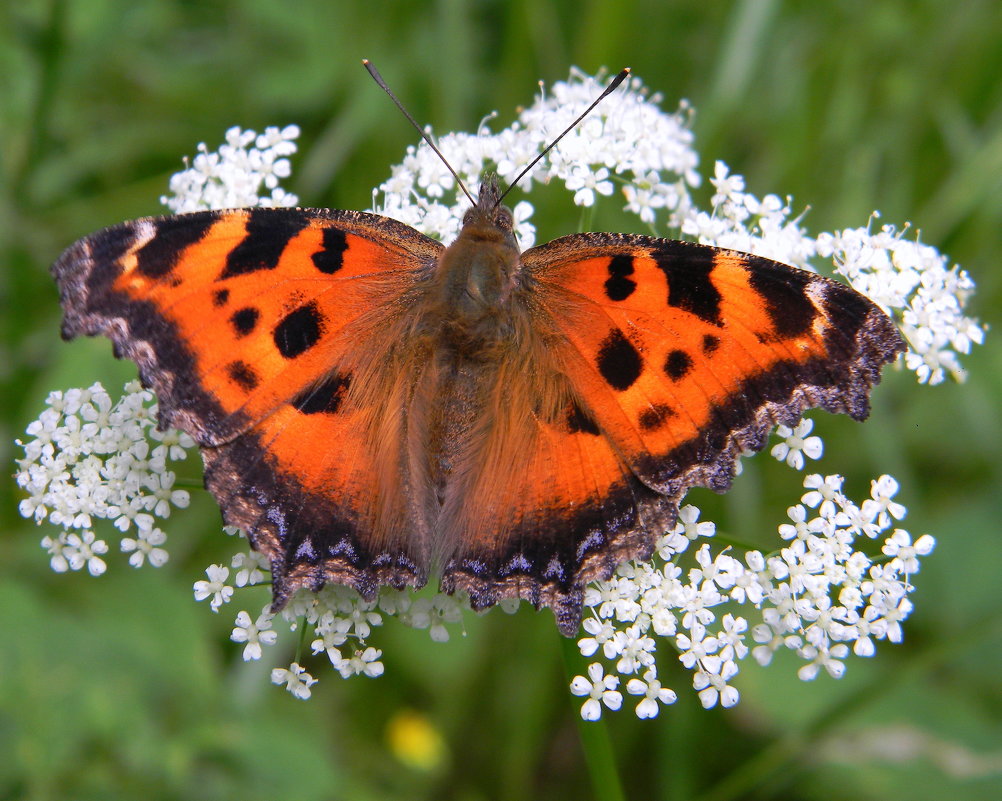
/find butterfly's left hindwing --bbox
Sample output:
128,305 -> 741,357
53,208 -> 446,601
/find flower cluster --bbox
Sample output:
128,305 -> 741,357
15,381 -> 193,576
570,469 -> 934,720
20,70 -> 972,709
817,223 -> 984,384
161,125 -> 301,213
682,160 -> 819,270
220,567 -> 470,696
371,68 -> 700,247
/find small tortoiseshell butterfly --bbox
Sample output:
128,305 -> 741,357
51,67 -> 903,634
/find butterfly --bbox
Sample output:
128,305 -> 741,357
51,70 -> 904,635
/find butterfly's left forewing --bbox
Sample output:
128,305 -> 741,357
523,233 -> 904,497
53,208 -> 446,601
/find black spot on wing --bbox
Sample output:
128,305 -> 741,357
135,214 -> 218,278
652,241 -> 723,326
747,258 -> 817,338
227,360 -> 259,390
220,209 -> 311,279
664,349 -> 693,381
596,329 -> 643,391
274,302 -> 323,359
292,373 -> 352,415
230,307 -> 259,337
566,400 -> 600,435
702,334 -> 720,355
213,288 -> 230,307
311,228 -> 349,274
639,403 -> 675,431
604,254 -> 636,301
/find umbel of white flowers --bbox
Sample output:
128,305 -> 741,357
19,69 -> 978,716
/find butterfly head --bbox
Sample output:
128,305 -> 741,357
457,174 -> 516,251
432,173 -> 523,335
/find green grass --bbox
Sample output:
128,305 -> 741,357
3,1 -> 1001,799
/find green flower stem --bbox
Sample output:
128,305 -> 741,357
294,617 -> 309,664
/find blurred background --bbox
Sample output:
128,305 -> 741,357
2,1 -> 1000,799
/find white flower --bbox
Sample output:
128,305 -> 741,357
676,621 -> 719,671
510,200 -> 536,249
802,474 -> 846,520
578,616 -> 616,657
674,504 -> 715,541
372,69 -> 701,244
338,647 -> 385,679
626,669 -> 677,718
693,660 -> 739,709
610,626 -> 656,675
565,165 -> 614,206
63,530 -> 108,576
231,550 -> 270,587
426,594 -> 465,641
193,564 -> 233,612
778,505 -> 827,542
820,222 -> 983,384
231,610 -> 278,660
717,614 -> 749,661
623,171 -> 669,224
109,498 -> 156,534
797,643 -> 850,681
311,612 -> 352,663
882,530 -> 935,575
862,475 -> 908,528
120,526 -> 169,567
710,160 -> 745,205
271,662 -> 317,700
771,419 -> 824,470
570,663 -> 623,721
343,602 -> 383,640
141,471 -> 189,518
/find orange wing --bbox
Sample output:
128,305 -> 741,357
438,234 -> 902,633
53,208 -> 445,601
523,233 -> 903,495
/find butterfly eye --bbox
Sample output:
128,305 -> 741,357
494,209 -> 514,231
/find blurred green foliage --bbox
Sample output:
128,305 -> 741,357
2,1 -> 1001,800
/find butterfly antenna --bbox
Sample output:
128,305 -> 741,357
495,67 -> 631,208
363,59 -> 477,206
